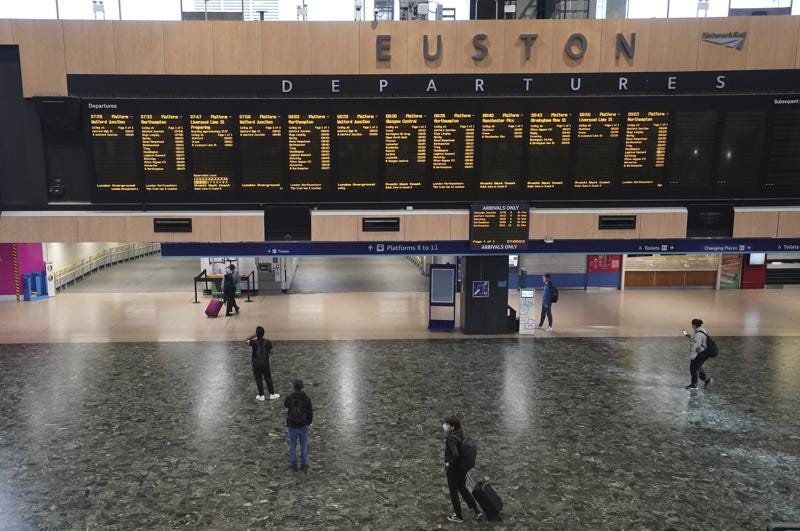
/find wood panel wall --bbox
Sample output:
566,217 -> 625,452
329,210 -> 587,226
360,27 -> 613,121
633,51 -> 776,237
4,17 -> 800,96
733,209 -> 780,238
529,210 -> 687,240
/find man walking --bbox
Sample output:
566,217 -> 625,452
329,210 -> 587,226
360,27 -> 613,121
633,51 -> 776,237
538,273 -> 555,332
285,379 -> 313,471
684,318 -> 714,390
245,326 -> 279,401
223,264 -> 240,316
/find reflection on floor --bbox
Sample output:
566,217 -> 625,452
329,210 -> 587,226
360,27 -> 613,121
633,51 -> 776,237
0,338 -> 798,529
290,257 -> 427,294
2,289 -> 800,343
62,255 -> 199,294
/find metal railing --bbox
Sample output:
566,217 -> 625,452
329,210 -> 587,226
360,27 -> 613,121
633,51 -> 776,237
53,243 -> 161,290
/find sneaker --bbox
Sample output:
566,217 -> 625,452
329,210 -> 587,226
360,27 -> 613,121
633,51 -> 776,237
300,464 -> 309,472
269,393 -> 281,400
447,514 -> 464,524
685,385 -> 698,390
256,395 -> 266,401
546,326 -> 553,332
225,313 -> 233,317
475,511 -> 485,520
290,463 -> 298,471
704,378 -> 713,389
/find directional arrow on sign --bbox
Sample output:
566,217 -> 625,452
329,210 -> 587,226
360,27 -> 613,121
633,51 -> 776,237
368,245 -> 374,251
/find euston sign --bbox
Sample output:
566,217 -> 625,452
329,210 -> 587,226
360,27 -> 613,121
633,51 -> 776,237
375,32 -> 638,63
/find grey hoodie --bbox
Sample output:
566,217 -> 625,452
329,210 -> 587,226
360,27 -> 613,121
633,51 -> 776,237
688,327 -> 708,360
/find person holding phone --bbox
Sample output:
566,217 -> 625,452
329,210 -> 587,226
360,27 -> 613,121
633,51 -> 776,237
245,326 -> 279,401
683,318 -> 713,390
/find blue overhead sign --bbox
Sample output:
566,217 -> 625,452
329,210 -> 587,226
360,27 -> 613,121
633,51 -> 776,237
162,238 -> 800,257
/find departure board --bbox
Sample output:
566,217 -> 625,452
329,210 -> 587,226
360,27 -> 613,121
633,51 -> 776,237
336,113 -> 379,191
479,113 -> 523,190
90,113 -> 139,192
140,114 -> 187,192
190,114 -> 234,192
239,114 -> 283,190
528,112 -> 571,190
432,113 -> 475,190
384,113 -> 427,191
622,111 -> 669,187
574,112 -> 621,189
470,203 -> 529,251
717,110 -> 766,187
766,108 -> 800,187
669,111 -> 717,187
288,113 -> 331,192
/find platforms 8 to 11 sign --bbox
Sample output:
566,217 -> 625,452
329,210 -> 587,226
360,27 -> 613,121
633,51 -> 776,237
469,202 -> 529,251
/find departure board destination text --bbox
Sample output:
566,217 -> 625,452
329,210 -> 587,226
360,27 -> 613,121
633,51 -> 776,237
140,114 -> 186,192
90,113 -> 138,192
480,112 -> 523,190
336,113 -> 379,191
239,114 -> 283,190
528,112 -> 571,190
432,113 -> 475,190
384,113 -> 427,191
190,113 -> 234,192
288,113 -> 331,191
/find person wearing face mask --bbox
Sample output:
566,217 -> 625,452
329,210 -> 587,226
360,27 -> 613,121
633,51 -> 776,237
442,416 -> 483,524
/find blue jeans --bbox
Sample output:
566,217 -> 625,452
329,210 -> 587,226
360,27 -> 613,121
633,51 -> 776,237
288,425 -> 309,465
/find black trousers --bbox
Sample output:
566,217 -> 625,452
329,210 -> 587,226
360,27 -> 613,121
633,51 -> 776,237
253,363 -> 275,396
538,304 -> 553,327
447,470 -> 477,518
690,351 -> 710,386
225,293 -> 239,315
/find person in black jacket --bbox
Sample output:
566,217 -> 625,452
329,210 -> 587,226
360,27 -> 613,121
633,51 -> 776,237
245,326 -> 279,401
223,264 -> 240,317
443,415 -> 483,523
284,379 -> 313,471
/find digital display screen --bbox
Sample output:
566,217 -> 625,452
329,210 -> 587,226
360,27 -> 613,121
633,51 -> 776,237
336,113 -> 379,191
470,202 -> 529,251
717,110 -> 766,187
528,112 -> 571,190
288,113 -> 331,192
140,113 -> 187,192
90,112 -> 139,192
384,113 -> 427,191
480,112 -> 523,190
432,113 -> 475,190
622,111 -> 669,187
766,108 -> 800,187
84,96 -> 800,204
574,112 -> 621,189
239,114 -> 283,191
669,110 -> 717,188
190,113 -> 234,192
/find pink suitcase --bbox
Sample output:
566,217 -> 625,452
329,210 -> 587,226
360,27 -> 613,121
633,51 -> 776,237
205,298 -> 224,317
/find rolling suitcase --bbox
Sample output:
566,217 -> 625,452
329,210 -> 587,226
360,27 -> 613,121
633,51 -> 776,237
468,473 -> 503,522
205,298 -> 224,318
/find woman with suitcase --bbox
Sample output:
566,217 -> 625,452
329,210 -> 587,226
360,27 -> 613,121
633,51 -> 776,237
442,416 -> 484,523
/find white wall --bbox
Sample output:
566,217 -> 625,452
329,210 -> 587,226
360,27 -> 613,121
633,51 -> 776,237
44,242 -> 123,271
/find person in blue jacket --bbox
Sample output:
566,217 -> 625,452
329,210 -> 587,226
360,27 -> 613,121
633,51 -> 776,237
538,273 -> 554,332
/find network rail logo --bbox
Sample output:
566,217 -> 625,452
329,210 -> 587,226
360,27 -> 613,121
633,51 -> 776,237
701,32 -> 747,50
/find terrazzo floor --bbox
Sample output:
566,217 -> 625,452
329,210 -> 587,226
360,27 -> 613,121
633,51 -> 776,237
1,337 -> 799,530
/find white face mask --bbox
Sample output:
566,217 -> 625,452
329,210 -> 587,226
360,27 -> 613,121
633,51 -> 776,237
442,423 -> 450,433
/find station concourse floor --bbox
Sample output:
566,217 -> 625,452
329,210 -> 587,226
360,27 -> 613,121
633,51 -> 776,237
1,288 -> 799,529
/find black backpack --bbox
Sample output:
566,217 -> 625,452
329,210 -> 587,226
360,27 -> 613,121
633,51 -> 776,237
288,395 -> 308,425
460,436 -> 477,471
550,284 -> 559,303
698,331 -> 719,358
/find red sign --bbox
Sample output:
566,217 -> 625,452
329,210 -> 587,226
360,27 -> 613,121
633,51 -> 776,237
587,254 -> 622,273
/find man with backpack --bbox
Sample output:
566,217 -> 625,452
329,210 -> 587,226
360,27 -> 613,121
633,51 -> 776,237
442,415 -> 483,523
683,318 -> 718,390
245,326 -> 279,401
537,273 -> 558,332
222,264 -> 240,317
285,379 -> 313,471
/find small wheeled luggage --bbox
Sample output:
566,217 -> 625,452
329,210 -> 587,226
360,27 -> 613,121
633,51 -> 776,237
468,473 -> 503,521
205,298 -> 224,318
